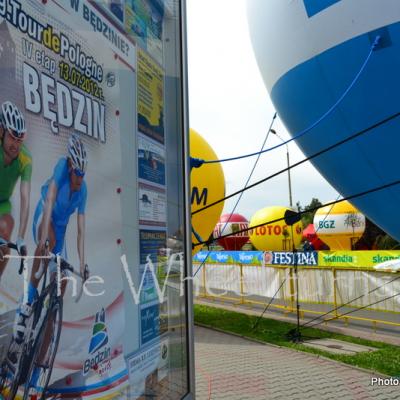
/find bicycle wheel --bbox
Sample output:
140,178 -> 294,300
23,300 -> 63,400
0,338 -> 25,400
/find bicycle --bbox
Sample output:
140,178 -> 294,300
0,237 -> 25,399
0,239 -> 88,400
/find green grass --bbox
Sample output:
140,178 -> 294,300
194,304 -> 400,377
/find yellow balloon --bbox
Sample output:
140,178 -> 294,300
314,201 -> 366,250
190,129 -> 225,254
249,206 -> 303,251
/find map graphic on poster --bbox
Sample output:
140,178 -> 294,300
137,48 -> 165,144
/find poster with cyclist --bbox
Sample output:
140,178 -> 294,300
0,0 -> 151,399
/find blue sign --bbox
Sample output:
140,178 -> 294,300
139,229 -> 166,264
264,251 -> 319,266
138,148 -> 166,186
140,303 -> 159,345
193,251 -> 263,265
193,251 -> 319,266
234,251 -> 264,265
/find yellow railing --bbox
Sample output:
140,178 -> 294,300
193,262 -> 400,332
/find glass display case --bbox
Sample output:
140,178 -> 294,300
0,0 -> 193,398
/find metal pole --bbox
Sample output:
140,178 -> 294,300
294,256 -> 301,340
240,264 -> 245,304
291,224 -> 302,342
202,263 -> 207,298
286,147 -> 293,207
271,129 -> 293,208
332,268 -> 338,317
289,267 -> 295,312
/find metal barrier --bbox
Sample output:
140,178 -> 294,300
193,262 -> 400,332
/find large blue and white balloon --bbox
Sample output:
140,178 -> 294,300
247,0 -> 400,240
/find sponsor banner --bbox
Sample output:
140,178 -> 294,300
193,251 -> 400,269
193,251 -> 264,266
138,134 -> 166,186
263,251 -> 319,266
319,251 -> 400,268
139,182 -> 167,227
137,48 -> 164,143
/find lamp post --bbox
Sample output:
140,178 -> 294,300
270,129 -> 293,207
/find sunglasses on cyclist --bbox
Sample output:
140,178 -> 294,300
73,168 -> 85,177
7,128 -> 25,141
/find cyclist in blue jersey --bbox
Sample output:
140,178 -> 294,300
14,134 -> 88,344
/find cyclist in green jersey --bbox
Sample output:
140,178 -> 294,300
0,101 -> 31,280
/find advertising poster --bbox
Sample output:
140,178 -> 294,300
125,0 -> 164,64
157,337 -> 169,380
137,48 -> 164,144
0,0 -> 188,398
0,0 -> 164,398
140,302 -> 160,346
139,229 -> 167,265
138,134 -> 166,186
126,342 -> 161,388
140,266 -> 159,304
139,182 -> 167,227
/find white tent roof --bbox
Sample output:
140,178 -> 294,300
373,259 -> 400,272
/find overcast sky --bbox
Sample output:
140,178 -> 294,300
186,0 -> 339,220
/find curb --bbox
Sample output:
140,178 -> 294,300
195,298 -> 400,346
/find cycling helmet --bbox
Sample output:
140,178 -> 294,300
1,101 -> 26,138
68,134 -> 87,174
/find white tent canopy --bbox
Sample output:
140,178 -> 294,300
373,259 -> 400,272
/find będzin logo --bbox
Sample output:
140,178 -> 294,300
83,308 -> 112,376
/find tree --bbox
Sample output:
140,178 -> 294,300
296,198 -> 322,227
355,218 -> 400,250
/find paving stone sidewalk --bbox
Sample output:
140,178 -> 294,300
195,326 -> 399,400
